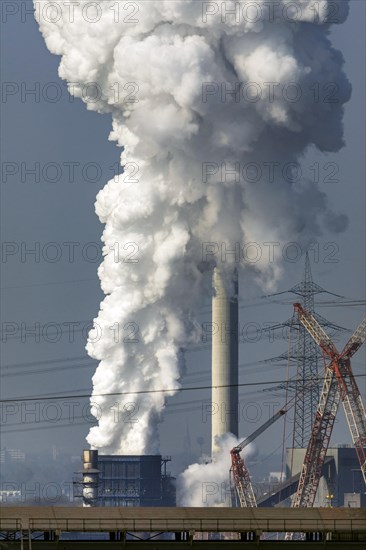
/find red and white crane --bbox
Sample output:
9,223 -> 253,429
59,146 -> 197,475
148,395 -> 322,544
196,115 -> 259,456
230,408 -> 287,507
230,305 -> 365,513
285,304 -> 366,539
291,304 -> 366,507
230,376 -> 311,508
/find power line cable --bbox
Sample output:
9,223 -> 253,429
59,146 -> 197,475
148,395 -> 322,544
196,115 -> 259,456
1,373 -> 365,404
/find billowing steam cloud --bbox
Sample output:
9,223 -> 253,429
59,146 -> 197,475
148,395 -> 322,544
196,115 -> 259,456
35,0 -> 351,455
178,434 -> 256,506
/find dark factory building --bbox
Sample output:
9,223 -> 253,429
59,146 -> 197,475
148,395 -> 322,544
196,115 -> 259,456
286,445 -> 366,508
74,450 -> 176,507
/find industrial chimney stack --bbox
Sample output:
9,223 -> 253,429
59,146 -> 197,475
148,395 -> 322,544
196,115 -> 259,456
81,449 -> 99,507
211,268 -> 239,455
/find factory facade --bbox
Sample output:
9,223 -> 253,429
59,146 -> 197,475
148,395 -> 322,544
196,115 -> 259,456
76,450 -> 175,507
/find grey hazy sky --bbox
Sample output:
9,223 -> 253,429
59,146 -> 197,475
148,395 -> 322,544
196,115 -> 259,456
1,1 -> 365,469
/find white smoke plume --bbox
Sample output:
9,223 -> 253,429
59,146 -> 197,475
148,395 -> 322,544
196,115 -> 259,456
178,433 -> 256,506
34,1 -> 351,454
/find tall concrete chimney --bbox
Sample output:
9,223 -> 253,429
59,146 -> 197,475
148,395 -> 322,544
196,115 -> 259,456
211,268 -> 239,455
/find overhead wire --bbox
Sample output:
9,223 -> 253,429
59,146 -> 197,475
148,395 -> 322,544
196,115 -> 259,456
1,292 -> 363,439
1,373 -> 365,404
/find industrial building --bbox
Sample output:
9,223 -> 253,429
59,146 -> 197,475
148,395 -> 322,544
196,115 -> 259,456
75,450 -> 175,507
286,445 -> 366,508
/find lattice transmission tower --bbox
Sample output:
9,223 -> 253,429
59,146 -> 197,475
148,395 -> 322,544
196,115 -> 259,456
290,253 -> 328,447
263,253 -> 348,448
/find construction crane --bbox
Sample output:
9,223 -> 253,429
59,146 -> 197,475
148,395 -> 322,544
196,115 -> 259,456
230,408 -> 287,507
285,304 -> 366,539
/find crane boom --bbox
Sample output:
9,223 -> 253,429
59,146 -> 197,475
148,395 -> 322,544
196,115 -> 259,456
290,363 -> 340,510
339,361 -> 366,482
230,449 -> 257,507
342,317 -> 366,359
233,409 -> 286,452
294,303 -> 338,358
230,408 -> 287,508
337,317 -> 366,481
286,307 -> 366,540
295,307 -> 366,488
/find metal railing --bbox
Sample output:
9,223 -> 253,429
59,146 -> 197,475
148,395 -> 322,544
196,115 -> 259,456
1,517 -> 366,534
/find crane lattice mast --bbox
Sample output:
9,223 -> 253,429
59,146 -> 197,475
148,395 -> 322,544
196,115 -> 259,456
230,409 -> 287,507
286,305 -> 366,539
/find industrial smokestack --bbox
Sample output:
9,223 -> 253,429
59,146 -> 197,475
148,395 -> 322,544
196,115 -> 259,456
211,268 -> 238,455
82,449 -> 99,507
